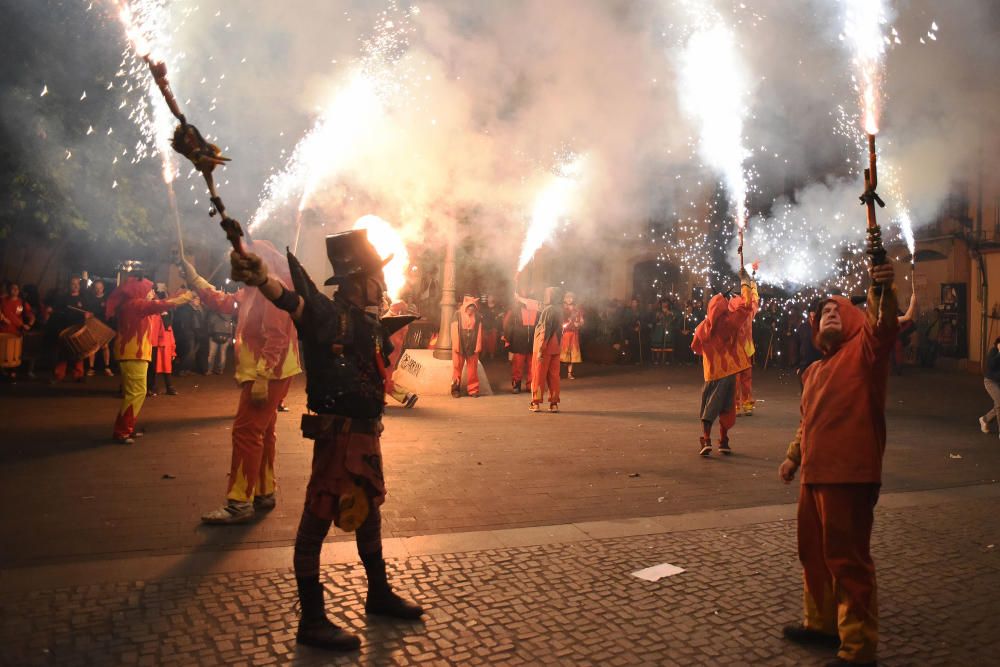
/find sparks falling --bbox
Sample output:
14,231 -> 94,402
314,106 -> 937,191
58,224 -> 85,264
109,0 -> 179,184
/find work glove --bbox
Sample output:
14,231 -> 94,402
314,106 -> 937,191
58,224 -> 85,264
167,290 -> 195,307
230,251 -> 268,287
738,267 -> 751,286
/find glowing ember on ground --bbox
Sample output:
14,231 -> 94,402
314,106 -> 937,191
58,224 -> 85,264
351,214 -> 410,300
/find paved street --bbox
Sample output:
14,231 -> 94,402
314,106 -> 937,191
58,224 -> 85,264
1,362 -> 999,664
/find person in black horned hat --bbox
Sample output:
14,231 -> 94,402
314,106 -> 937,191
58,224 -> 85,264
230,229 -> 423,651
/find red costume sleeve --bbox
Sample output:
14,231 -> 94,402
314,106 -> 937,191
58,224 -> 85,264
196,285 -> 237,316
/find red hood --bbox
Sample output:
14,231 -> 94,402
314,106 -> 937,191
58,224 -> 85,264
106,278 -> 153,319
811,295 -> 864,354
702,292 -> 743,340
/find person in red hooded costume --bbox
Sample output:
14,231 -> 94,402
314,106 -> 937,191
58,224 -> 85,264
530,287 -> 564,412
181,241 -> 303,525
778,262 -> 897,667
450,295 -> 482,398
690,268 -> 758,456
107,277 -> 192,443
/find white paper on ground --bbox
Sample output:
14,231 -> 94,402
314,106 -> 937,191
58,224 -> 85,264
632,562 -> 685,581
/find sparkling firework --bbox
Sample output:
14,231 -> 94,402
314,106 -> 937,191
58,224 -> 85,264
248,5 -> 414,233
840,0 -> 890,135
351,214 -> 409,300
517,156 -> 585,273
675,2 -> 753,230
109,0 -> 179,184
249,71 -> 384,232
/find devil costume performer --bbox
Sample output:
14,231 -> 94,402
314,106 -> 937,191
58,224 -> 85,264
182,241 -> 303,524
229,230 -> 422,652
690,270 -> 758,456
530,287 -> 564,412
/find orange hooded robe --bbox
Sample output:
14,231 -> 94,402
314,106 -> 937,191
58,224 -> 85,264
691,282 -> 758,382
784,287 -> 898,664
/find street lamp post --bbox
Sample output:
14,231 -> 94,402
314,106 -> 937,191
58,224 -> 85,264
433,222 -> 456,360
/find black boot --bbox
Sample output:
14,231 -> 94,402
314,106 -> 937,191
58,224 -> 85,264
295,576 -> 360,651
362,552 -> 424,620
450,380 -> 461,398
782,624 -> 839,649
512,380 -> 521,394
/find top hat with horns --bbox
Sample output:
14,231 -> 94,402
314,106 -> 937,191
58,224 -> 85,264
323,229 -> 392,287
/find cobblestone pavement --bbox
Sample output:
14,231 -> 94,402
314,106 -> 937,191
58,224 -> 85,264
2,492 -> 997,666
2,364 -> 999,567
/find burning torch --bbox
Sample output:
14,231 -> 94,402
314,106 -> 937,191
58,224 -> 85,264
142,58 -> 246,256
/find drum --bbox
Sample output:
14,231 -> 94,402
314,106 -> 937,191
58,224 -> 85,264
0,333 -> 22,368
59,318 -> 116,359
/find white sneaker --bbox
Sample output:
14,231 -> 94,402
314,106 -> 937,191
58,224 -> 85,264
980,417 -> 990,434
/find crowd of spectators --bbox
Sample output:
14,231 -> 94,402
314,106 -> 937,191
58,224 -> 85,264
0,276 -> 235,386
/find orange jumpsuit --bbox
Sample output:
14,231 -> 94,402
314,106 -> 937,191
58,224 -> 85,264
451,296 -> 483,396
785,288 -> 897,664
531,302 -> 563,406
194,241 -> 302,504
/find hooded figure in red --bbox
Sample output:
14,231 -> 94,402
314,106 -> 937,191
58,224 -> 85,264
690,270 -> 758,455
450,295 -> 482,398
779,263 -> 898,666
108,277 -> 192,443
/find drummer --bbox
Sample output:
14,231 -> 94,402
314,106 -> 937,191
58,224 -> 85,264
0,282 -> 35,380
48,276 -> 89,383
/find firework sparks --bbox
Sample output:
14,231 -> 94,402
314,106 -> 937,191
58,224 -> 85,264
840,0 -> 890,135
249,71 -> 384,232
248,5 -> 414,234
517,156 -> 585,273
109,0 -> 179,184
352,214 -> 410,300
675,2 -> 753,230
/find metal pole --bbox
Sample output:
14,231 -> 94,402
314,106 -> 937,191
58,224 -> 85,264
433,219 -> 457,360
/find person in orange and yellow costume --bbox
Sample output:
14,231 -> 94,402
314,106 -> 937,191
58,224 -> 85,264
560,291 -> 583,379
734,278 -> 761,416
180,240 -> 302,525
690,268 -> 758,456
107,277 -> 193,444
450,295 -> 482,398
778,262 -> 897,667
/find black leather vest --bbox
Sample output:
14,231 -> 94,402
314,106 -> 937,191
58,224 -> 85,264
296,292 -> 389,419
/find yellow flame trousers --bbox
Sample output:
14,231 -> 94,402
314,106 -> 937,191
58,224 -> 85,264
113,360 -> 149,439
797,483 -> 879,663
226,377 -> 292,503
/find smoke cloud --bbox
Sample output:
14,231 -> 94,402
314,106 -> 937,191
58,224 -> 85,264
6,0 -> 999,292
